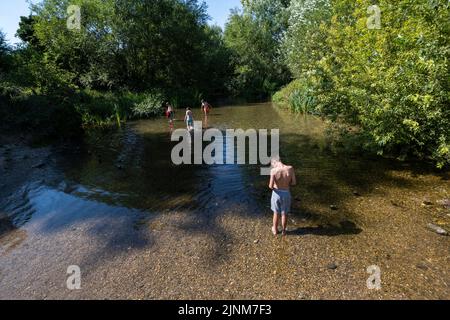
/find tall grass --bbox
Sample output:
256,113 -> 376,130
273,78 -> 317,114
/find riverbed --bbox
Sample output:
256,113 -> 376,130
0,103 -> 449,299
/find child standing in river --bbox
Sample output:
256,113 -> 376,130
166,102 -> 175,124
269,157 -> 297,236
185,107 -> 194,131
201,100 -> 212,116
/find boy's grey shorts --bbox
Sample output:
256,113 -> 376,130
271,189 -> 292,215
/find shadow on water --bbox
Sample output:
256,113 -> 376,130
0,214 -> 20,241
0,206 -> 28,255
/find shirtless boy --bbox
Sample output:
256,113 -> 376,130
201,100 -> 212,116
166,102 -> 175,125
269,157 -> 297,236
185,107 -> 194,131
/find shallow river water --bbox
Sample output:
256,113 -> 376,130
0,103 -> 448,299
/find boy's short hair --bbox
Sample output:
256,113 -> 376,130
271,156 -> 281,167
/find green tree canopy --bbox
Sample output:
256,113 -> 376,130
279,0 -> 450,167
23,0 -> 231,101
16,15 -> 41,48
0,30 -> 11,73
224,0 -> 291,100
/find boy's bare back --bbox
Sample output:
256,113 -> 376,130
269,165 -> 296,191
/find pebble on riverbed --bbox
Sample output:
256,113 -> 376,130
427,223 -> 449,236
330,205 -> 339,211
436,199 -> 450,210
416,263 -> 428,270
327,263 -> 338,270
422,200 -> 433,207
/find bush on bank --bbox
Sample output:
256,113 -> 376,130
273,0 -> 450,168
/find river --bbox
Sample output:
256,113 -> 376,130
0,103 -> 448,299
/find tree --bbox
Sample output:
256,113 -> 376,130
0,30 -> 11,73
278,0 -> 450,167
112,0 -> 210,93
30,0 -> 117,90
283,0 -> 332,78
224,0 -> 291,100
26,0 -> 231,102
317,0 -> 450,166
198,25 -> 233,100
16,15 -> 41,48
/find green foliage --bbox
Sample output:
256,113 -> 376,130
276,0 -> 450,167
200,26 -> 234,100
283,0 -> 332,78
224,0 -> 291,100
31,0 -> 119,90
0,30 -> 12,73
131,92 -> 165,119
73,90 -> 137,127
0,31 -> 8,51
272,78 -> 317,114
3,0 -> 449,169
2,0 -> 234,135
0,83 -> 83,138
27,0 -> 231,99
17,15 -> 41,48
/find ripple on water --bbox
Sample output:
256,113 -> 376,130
1,183 -> 42,228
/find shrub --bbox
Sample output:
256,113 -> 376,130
131,92 -> 165,119
273,78 -> 317,114
279,0 -> 450,168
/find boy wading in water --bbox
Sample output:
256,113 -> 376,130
201,100 -> 212,129
166,102 -> 175,130
185,107 -> 194,131
269,158 -> 297,236
201,100 -> 212,117
166,102 -> 175,124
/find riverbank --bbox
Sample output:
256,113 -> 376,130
0,103 -> 449,299
0,86 -> 169,142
